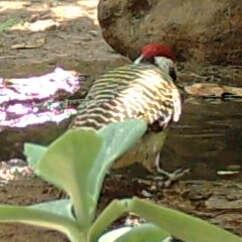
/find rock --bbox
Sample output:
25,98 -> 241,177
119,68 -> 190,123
98,0 -> 242,65
0,117 -> 70,160
184,83 -> 242,97
178,64 -> 242,87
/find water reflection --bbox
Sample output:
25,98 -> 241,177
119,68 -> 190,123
160,98 -> 242,180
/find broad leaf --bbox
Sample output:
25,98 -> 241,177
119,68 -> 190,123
24,143 -> 47,169
30,199 -> 74,220
36,129 -> 102,227
115,223 -> 170,242
0,204 -> 81,242
89,199 -> 131,242
97,119 -> 147,163
89,119 -> 147,219
98,227 -> 132,242
131,198 -> 242,242
25,120 -> 147,229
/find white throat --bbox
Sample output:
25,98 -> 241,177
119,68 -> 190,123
134,55 -> 175,77
154,56 -> 174,75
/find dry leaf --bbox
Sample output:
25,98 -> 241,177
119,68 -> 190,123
184,83 -> 242,97
11,38 -> 46,49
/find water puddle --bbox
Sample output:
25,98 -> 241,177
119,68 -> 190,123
161,98 -> 242,180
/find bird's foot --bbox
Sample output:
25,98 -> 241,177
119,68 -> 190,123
153,167 -> 190,187
150,153 -> 190,187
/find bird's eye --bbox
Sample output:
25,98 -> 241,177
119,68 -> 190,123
169,67 -> 177,81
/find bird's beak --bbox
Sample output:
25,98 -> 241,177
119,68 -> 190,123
134,55 -> 144,64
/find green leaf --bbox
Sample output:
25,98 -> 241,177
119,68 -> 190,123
131,198 -> 242,242
89,199 -> 131,242
97,119 -> 147,162
114,223 -> 170,242
37,129 -> 102,227
0,204 -> 81,242
30,199 -> 74,220
0,18 -> 19,34
98,227 -> 132,242
89,120 -> 147,216
24,143 -> 47,169
24,120 -> 146,232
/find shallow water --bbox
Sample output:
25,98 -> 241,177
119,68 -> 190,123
161,98 -> 242,180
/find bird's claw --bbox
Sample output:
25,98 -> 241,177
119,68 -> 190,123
152,167 -> 190,188
152,153 -> 190,187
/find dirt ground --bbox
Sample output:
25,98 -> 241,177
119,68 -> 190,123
0,0 -> 128,78
0,0 -> 241,241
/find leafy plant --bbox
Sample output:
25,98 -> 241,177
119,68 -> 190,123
0,18 -> 19,34
0,119 -> 240,242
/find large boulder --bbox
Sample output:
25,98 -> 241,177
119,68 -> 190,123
98,0 -> 242,65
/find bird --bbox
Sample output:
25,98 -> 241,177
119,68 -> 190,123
70,43 -> 186,184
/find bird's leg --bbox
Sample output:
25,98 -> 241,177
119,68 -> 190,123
147,128 -> 190,187
154,153 -> 190,187
113,127 -> 189,187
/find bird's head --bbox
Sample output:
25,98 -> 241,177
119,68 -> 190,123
134,43 -> 177,80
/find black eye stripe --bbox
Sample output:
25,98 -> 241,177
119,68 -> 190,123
169,67 -> 177,81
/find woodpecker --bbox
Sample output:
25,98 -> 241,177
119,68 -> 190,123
70,43 -> 184,182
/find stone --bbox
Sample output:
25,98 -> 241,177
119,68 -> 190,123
98,0 -> 242,65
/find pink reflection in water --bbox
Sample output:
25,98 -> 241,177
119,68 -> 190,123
0,67 -> 82,127
1,109 -> 76,128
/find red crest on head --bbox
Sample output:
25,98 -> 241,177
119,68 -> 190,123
141,43 -> 175,61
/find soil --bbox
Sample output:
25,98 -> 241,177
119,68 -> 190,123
0,0 -> 129,79
0,1 -> 241,241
